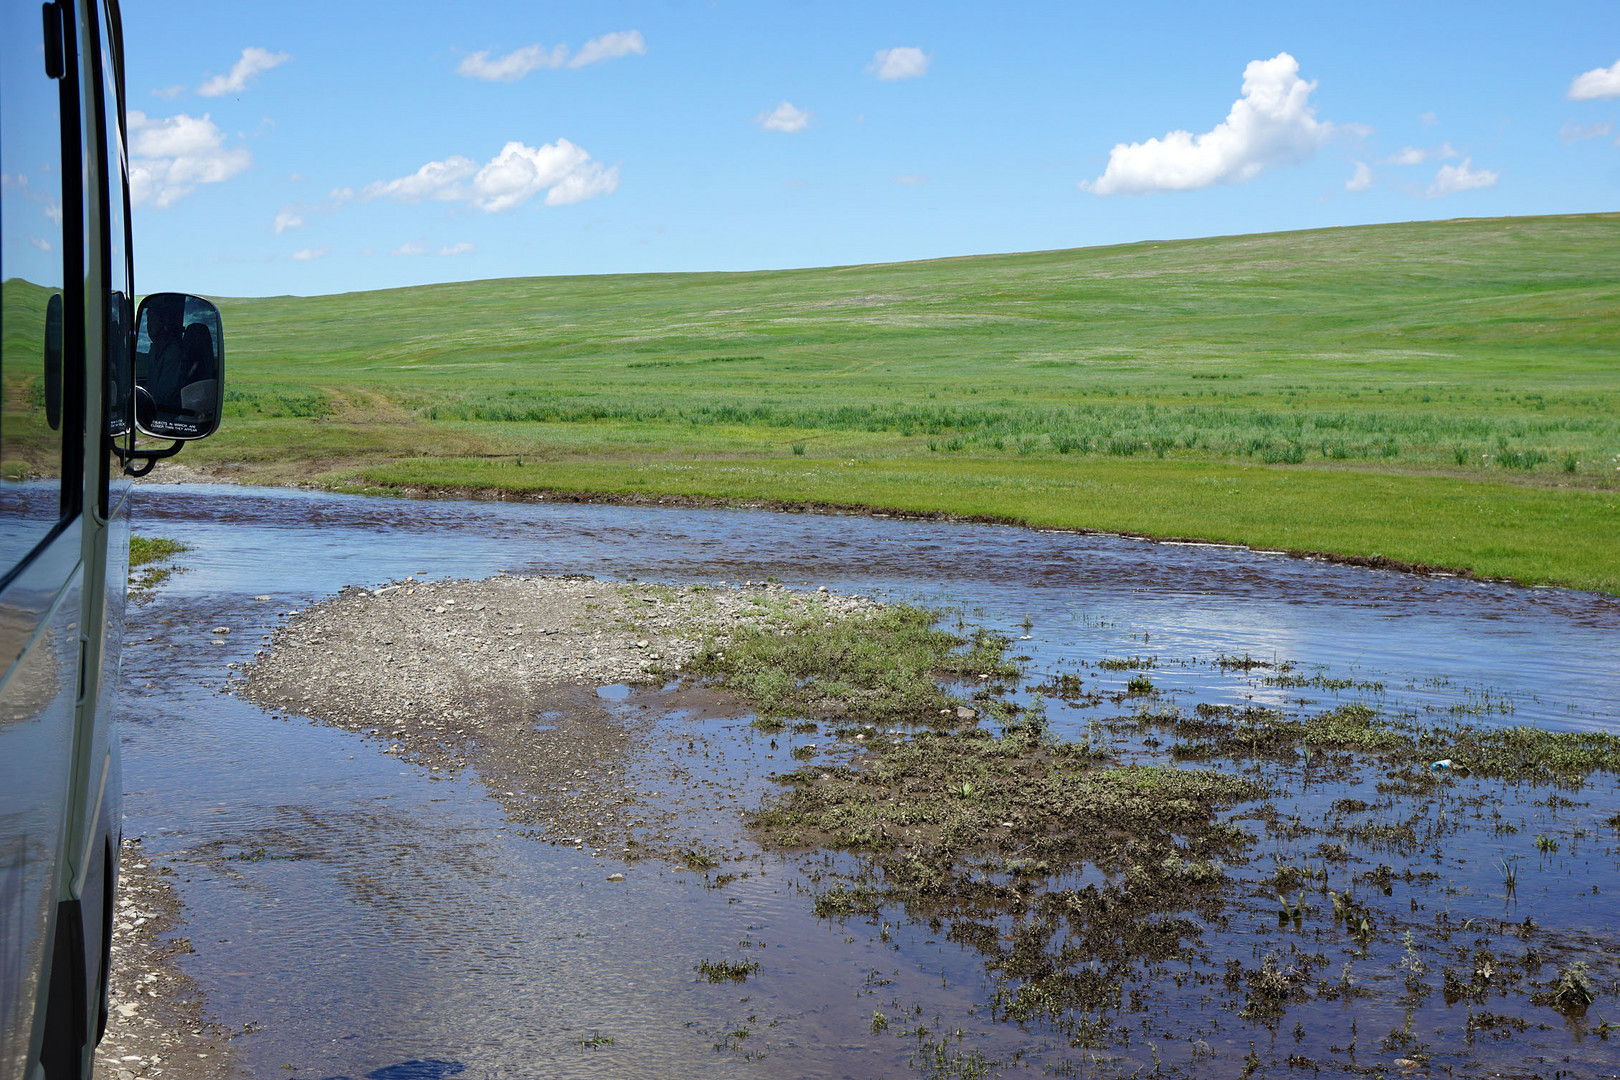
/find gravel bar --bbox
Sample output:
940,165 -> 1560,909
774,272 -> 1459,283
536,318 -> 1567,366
235,575 -> 879,850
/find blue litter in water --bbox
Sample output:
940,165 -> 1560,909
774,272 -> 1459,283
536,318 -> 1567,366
1429,758 -> 1453,771
368,1062 -> 466,1080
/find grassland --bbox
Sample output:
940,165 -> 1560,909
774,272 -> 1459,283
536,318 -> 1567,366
175,213 -> 1618,592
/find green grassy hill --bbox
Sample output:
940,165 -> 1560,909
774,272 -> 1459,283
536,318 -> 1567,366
190,213 -> 1620,593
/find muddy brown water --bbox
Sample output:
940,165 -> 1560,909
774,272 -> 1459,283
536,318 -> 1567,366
119,484 -> 1620,1079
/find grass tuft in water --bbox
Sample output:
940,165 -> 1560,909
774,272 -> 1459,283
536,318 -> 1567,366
695,958 -> 760,984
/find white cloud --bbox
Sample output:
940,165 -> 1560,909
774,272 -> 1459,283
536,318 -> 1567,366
893,173 -> 929,186
1386,142 -> 1456,166
476,140 -> 618,208
29,235 -> 51,252
1561,120 -> 1613,143
152,85 -> 185,100
869,47 -> 929,81
458,31 -> 644,80
126,111 -> 252,207
570,30 -> 646,68
362,139 -> 617,211
362,156 -> 478,203
1568,59 -> 1620,100
1345,161 -> 1372,192
1427,157 -> 1497,197
291,245 -> 329,261
1083,53 -> 1338,196
1418,111 -> 1438,128
388,240 -> 472,258
458,43 -> 569,81
198,47 -> 290,98
273,208 -> 305,233
756,101 -> 811,133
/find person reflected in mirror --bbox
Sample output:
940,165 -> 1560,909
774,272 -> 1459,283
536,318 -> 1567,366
144,294 -> 186,412
179,322 -> 216,419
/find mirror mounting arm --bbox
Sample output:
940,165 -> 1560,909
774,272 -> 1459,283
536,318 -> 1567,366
117,440 -> 186,478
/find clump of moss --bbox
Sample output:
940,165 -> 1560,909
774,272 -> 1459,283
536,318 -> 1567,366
1534,962 -> 1597,1014
686,599 -> 1017,722
754,728 -> 1261,869
811,883 -> 883,918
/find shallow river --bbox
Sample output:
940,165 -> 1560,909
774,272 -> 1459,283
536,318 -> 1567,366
121,484 -> 1620,1079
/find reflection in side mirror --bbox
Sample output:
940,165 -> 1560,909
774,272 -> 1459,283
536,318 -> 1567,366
44,292 -> 63,431
134,292 -> 223,440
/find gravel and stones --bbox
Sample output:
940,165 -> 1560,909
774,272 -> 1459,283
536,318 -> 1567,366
235,575 -> 880,851
92,839 -> 241,1080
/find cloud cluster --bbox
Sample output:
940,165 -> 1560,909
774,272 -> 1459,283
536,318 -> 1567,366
1426,158 -> 1497,197
362,139 -> 618,211
1083,54 -> 1336,196
457,31 -> 645,81
869,47 -> 929,81
127,111 -> 251,207
1345,139 -> 1496,198
1568,59 -> 1620,101
755,101 -> 811,133
198,47 -> 290,97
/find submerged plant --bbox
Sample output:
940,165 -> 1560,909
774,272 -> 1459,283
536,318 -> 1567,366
696,958 -> 760,983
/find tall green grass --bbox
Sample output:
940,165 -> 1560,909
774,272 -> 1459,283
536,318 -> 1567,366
182,213 -> 1619,592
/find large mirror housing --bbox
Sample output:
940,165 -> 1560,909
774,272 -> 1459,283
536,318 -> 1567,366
133,292 -> 223,440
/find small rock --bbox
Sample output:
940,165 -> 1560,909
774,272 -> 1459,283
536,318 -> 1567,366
955,706 -> 977,721
210,626 -> 230,634
606,873 -> 625,882
817,585 -> 829,593
252,595 -> 272,601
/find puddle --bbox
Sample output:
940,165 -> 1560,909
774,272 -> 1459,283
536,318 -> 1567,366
117,484 -> 1620,1078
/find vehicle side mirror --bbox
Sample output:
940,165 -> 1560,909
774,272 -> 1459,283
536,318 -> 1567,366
133,292 -> 223,440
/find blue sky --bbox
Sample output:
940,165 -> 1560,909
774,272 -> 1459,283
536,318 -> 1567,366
120,1 -> 1620,297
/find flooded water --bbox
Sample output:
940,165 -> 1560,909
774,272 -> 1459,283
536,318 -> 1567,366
120,484 -> 1620,1079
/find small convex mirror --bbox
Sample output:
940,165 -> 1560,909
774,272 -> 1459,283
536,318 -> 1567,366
134,292 -> 223,440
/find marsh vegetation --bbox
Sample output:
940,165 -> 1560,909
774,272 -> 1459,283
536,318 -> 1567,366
689,600 -> 1620,1076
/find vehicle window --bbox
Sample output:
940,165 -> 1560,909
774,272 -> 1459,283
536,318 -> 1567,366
1,2 -> 72,575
